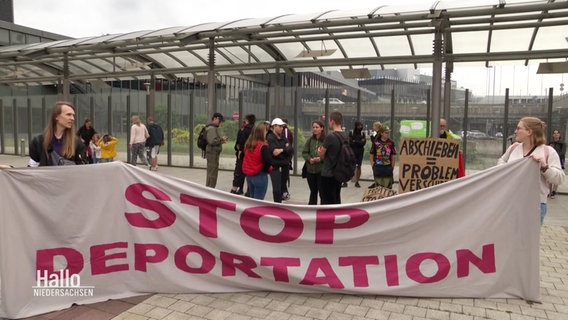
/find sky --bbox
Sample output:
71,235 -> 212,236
11,0 -> 566,97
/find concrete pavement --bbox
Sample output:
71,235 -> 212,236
1,154 -> 567,320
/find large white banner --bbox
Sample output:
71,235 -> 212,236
0,159 -> 541,319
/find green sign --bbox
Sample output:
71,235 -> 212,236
399,120 -> 428,138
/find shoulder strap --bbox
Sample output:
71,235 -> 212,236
333,131 -> 346,143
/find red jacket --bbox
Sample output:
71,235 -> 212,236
243,142 -> 271,176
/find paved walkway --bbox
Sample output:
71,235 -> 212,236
1,154 -> 567,320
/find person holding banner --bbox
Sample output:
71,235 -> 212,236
439,118 -> 465,178
498,117 -> 565,225
370,124 -> 396,189
302,120 -> 325,205
28,101 -> 88,167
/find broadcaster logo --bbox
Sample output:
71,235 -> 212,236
33,269 -> 94,297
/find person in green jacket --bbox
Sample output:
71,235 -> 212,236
302,120 -> 326,205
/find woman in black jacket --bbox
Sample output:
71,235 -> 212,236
349,121 -> 366,188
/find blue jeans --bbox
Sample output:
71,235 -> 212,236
540,203 -> 547,226
246,172 -> 268,200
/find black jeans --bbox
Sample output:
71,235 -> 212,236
319,176 -> 342,204
306,172 -> 321,205
232,151 -> 245,190
269,166 -> 288,203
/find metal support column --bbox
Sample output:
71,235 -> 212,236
502,88 -> 510,153
547,87 -> 554,141
430,26 -> 443,137
63,53 -> 70,102
443,67 -> 452,119
462,89 -> 469,171
356,89 -> 362,121
207,37 -> 216,116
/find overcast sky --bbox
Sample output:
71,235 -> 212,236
12,0 -> 565,96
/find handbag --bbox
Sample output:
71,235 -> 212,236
301,162 -> 307,178
50,151 -> 77,166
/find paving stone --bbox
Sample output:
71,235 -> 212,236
304,308 -> 332,320
425,309 -> 451,320
144,306 -> 173,319
323,301 -> 348,313
365,308 -> 391,319
485,309 -> 512,320
265,310 -> 293,320
203,309 -> 231,320
343,305 -> 369,317
403,305 -> 427,318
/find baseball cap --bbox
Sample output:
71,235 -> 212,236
271,118 -> 285,126
213,112 -> 224,122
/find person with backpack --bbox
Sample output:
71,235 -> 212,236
146,116 -> 165,171
317,111 -> 349,204
205,113 -> 228,188
369,124 -> 396,189
498,117 -> 565,225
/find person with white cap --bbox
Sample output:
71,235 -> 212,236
266,117 -> 294,203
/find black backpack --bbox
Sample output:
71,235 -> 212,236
332,132 -> 356,183
197,125 -> 209,158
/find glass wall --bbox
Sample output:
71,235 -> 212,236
1,78 -> 567,175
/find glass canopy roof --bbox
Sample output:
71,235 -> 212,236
0,0 -> 567,85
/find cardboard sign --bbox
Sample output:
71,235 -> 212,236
398,138 -> 460,194
361,186 -> 397,202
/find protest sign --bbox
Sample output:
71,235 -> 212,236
398,138 -> 460,193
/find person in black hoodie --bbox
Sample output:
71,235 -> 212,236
349,121 -> 366,188
266,117 -> 294,203
231,114 -> 256,194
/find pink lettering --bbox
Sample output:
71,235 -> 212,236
240,206 -> 303,242
261,257 -> 301,282
456,244 -> 496,277
134,243 -> 169,272
124,183 -> 175,229
315,209 -> 369,244
300,257 -> 344,288
384,254 -> 399,286
406,252 -> 450,283
220,252 -> 261,278
180,194 -> 236,238
36,247 -> 83,278
174,245 -> 215,273
339,256 -> 379,287
90,242 -> 129,275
